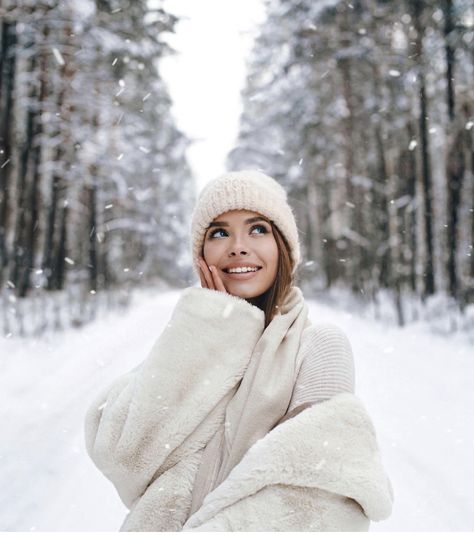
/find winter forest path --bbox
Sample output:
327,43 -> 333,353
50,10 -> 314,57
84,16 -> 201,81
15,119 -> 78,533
0,286 -> 473,531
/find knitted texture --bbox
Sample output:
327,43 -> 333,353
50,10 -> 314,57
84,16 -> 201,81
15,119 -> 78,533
190,170 -> 301,279
287,324 -> 356,413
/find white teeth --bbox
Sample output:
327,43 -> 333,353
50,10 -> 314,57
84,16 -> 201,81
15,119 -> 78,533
227,267 -> 259,273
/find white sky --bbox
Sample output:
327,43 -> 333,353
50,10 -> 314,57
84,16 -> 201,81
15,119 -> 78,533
159,0 -> 266,193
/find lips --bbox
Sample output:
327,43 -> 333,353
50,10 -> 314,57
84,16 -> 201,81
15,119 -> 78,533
222,266 -> 262,274
222,263 -> 262,272
222,267 -> 262,280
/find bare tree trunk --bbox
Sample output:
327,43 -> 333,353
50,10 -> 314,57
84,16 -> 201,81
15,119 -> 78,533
42,17 -> 74,291
387,147 -> 405,326
470,131 -> 474,284
373,125 -> 392,289
443,0 -> 455,123
446,130 -> 464,301
405,121 -> 418,293
86,173 -> 98,293
462,102 -> 474,309
320,167 -> 338,288
55,203 -> 68,289
0,20 -> 16,286
10,15 -> 49,297
367,19 -> 393,293
336,4 -> 361,292
443,0 -> 464,302
412,0 -> 436,298
306,172 -> 322,266
470,44 -> 474,287
10,40 -> 37,295
43,170 -> 61,289
21,22 -> 48,296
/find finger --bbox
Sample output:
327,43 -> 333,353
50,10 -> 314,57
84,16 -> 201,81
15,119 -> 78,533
199,257 -> 215,290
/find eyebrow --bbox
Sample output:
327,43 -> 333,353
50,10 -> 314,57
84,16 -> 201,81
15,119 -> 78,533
207,216 -> 270,228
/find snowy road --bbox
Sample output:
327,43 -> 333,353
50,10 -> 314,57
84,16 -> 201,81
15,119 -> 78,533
1,286 -> 473,531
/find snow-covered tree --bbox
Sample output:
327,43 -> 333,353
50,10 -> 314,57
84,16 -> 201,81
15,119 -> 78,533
0,0 -> 196,334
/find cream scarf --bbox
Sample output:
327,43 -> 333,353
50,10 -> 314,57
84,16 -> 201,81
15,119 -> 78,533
189,285 -> 311,515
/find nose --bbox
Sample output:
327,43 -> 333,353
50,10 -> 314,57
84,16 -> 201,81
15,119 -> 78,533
229,249 -> 249,257
228,234 -> 249,257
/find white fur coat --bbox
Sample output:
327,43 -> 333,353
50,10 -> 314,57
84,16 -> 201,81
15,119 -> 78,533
182,392 -> 394,531
84,287 -> 393,531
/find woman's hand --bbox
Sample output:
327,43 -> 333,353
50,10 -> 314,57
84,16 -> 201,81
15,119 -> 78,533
197,256 -> 228,294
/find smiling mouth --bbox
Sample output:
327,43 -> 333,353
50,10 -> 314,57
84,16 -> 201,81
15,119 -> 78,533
222,267 -> 262,278
222,267 -> 262,274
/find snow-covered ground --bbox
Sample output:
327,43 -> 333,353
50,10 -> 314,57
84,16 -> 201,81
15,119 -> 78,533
1,284 -> 473,531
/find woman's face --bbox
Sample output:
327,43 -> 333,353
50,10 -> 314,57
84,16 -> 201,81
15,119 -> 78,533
202,209 -> 279,299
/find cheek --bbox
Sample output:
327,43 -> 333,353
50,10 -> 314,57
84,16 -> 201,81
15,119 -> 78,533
202,240 -> 219,263
262,240 -> 279,270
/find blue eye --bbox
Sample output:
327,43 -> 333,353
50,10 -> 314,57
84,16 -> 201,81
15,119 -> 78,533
209,228 -> 226,239
208,224 -> 269,239
208,228 -> 225,239
251,224 -> 268,235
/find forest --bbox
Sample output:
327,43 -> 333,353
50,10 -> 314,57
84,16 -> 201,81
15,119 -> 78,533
1,0 -> 473,336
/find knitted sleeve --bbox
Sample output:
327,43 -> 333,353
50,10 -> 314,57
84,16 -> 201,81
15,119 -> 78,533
286,324 -> 355,414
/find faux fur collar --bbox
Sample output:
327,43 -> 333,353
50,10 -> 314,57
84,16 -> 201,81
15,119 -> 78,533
183,392 -> 394,530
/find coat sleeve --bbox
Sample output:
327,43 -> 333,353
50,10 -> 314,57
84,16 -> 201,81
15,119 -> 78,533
274,324 -> 356,427
184,484 -> 371,532
84,286 -> 264,509
286,323 -> 355,414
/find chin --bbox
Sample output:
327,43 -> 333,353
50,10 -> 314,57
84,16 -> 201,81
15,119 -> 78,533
228,285 -> 268,300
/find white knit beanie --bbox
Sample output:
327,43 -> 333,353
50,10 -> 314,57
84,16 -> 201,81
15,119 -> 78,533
190,170 -> 301,279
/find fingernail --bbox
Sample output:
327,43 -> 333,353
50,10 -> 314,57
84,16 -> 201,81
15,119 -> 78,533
209,266 -> 213,272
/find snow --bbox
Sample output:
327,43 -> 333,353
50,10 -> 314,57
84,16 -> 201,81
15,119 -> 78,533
1,286 -> 473,531
51,47 -> 65,66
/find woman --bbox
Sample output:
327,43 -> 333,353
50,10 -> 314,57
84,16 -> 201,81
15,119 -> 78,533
84,170 -> 393,531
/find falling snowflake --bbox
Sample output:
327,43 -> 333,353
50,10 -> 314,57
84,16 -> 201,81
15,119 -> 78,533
52,47 -> 65,66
